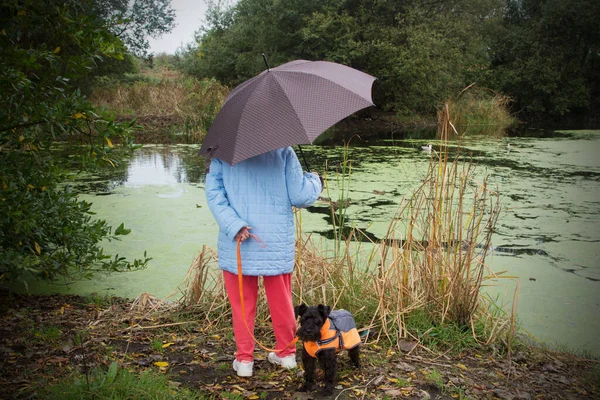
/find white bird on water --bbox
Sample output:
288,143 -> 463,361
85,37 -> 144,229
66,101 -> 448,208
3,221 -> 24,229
421,143 -> 432,153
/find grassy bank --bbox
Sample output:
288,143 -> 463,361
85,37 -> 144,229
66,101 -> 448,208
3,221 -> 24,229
89,71 -> 229,144
2,292 -> 598,399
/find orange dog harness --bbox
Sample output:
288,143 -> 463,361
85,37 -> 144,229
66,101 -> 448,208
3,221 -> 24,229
303,310 -> 361,358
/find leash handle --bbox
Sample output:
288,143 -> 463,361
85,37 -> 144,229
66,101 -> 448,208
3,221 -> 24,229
236,235 -> 298,353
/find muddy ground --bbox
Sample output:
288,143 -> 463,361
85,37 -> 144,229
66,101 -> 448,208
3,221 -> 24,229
0,293 -> 597,399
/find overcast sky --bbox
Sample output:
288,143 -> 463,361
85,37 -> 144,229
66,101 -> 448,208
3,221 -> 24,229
148,0 -> 209,55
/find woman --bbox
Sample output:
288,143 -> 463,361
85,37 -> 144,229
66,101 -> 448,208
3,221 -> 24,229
205,146 -> 322,377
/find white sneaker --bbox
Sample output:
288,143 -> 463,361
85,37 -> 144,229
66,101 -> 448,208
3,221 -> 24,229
268,352 -> 297,369
232,359 -> 253,377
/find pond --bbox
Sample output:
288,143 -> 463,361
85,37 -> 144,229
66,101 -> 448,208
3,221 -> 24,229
24,129 -> 600,356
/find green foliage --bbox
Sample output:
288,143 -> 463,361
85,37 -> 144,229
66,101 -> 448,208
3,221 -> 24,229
40,364 -> 199,400
177,0 -> 599,121
88,52 -> 140,80
485,0 -> 600,117
92,0 -> 176,58
181,0 -> 501,116
0,151 -> 151,283
0,0 -> 151,285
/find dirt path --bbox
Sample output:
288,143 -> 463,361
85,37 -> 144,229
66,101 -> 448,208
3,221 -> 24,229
0,293 -> 597,399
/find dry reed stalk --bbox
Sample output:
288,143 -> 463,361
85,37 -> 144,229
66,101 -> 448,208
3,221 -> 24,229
180,245 -> 214,305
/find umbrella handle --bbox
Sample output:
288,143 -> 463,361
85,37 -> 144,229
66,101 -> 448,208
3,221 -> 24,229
262,53 -> 271,70
297,145 -> 311,171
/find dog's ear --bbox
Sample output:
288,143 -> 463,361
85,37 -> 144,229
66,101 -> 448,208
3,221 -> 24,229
317,304 -> 331,319
294,303 -> 308,318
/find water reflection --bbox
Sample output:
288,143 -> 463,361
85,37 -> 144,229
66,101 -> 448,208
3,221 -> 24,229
71,145 -> 206,193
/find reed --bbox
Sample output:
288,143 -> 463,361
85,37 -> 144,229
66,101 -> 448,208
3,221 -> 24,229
443,84 -> 516,132
89,77 -> 228,143
178,105 -> 514,352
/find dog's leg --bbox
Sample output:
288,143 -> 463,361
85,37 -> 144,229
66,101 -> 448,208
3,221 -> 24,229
299,347 -> 315,392
348,346 -> 361,369
317,349 -> 337,396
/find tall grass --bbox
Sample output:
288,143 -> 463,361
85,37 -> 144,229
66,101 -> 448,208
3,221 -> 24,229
89,76 -> 228,143
40,363 -> 198,400
443,84 -> 516,132
178,105 -> 515,352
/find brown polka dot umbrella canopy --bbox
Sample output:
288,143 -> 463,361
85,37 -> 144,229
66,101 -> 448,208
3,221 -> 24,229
199,59 -> 376,166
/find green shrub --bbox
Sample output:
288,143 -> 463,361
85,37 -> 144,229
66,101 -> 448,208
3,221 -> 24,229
0,0 -> 151,286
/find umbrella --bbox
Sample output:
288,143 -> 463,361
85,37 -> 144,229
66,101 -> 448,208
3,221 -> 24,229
199,55 -> 376,169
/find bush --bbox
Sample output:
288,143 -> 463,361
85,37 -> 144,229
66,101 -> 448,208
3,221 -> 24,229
0,152 -> 150,285
0,0 -> 151,286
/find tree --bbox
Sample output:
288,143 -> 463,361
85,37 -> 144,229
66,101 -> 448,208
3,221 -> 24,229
182,0 -> 501,115
485,0 -> 600,118
0,0 -> 151,285
93,0 -> 176,58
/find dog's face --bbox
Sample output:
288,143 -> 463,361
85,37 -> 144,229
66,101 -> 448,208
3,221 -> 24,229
294,303 -> 331,342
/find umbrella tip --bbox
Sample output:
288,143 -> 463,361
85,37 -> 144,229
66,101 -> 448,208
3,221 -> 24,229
262,53 -> 271,71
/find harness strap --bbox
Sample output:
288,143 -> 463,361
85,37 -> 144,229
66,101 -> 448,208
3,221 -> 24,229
328,317 -> 344,351
236,235 -> 298,353
317,331 -> 340,346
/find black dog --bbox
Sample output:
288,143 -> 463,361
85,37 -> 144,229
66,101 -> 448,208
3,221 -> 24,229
294,303 -> 361,396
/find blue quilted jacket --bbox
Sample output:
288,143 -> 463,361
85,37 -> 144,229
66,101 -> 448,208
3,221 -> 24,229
205,147 -> 322,276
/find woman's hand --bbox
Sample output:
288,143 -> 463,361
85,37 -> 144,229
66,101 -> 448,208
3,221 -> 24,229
235,226 -> 252,242
312,171 -> 325,192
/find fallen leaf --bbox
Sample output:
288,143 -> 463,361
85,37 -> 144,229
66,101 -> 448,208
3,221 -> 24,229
153,361 -> 169,367
384,389 -> 402,397
456,363 -> 468,371
396,361 -> 415,372
47,357 -> 68,363
162,342 -> 174,349
398,339 -> 417,353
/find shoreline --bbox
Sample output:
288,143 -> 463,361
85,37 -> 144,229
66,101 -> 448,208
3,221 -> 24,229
1,292 -> 597,399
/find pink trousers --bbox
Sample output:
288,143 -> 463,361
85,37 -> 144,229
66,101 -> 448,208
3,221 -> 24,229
223,271 -> 297,361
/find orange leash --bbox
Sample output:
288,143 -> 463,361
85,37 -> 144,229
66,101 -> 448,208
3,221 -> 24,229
236,235 -> 298,353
